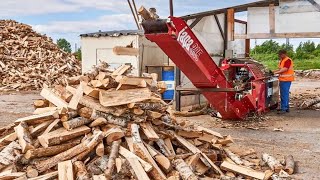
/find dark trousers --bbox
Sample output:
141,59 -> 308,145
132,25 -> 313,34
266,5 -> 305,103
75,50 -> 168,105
279,81 -> 292,111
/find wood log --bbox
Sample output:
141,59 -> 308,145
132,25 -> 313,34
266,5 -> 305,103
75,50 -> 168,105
28,171 -> 58,180
74,161 -> 90,180
33,107 -> 58,115
221,161 -> 265,180
284,155 -> 295,175
156,139 -> 172,157
164,138 -> 176,157
58,160 -> 74,180
224,148 -> 243,165
111,64 -> 131,77
113,46 -> 139,56
96,142 -> 105,157
68,83 -> 84,110
262,153 -> 283,173
15,111 -> 59,125
89,117 -> 107,127
119,146 -> 153,172
104,128 -> 125,145
0,141 -> 21,170
104,140 -> 121,179
38,126 -> 91,147
145,143 -> 172,173
62,117 -> 92,130
24,140 -> 80,159
216,135 -> 234,145
29,121 -> 53,137
42,118 -> 60,135
26,166 -> 38,178
140,122 -> 159,140
40,86 -> 68,108
93,174 -> 107,180
0,124 -> 15,138
33,99 -> 49,109
126,157 -> 151,180
300,96 -> 320,109
173,159 -> 197,180
99,88 -> 152,107
0,172 -> 26,179
79,96 -> 127,116
36,131 -> 103,173
0,133 -> 17,148
131,124 -> 166,180
60,110 -> 78,122
186,153 -> 209,175
196,126 -> 223,138
138,6 -> 153,20
83,83 -> 100,99
14,122 -> 34,153
147,110 -> 162,119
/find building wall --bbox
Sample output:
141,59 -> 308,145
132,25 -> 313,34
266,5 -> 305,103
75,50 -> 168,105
81,35 -> 139,75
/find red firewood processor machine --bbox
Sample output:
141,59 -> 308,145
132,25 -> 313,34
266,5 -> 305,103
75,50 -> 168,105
142,17 -> 279,120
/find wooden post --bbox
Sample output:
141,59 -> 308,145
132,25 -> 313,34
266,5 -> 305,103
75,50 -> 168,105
227,8 -> 235,41
269,4 -> 275,34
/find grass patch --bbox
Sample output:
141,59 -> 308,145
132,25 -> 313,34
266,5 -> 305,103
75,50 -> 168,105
251,54 -> 320,70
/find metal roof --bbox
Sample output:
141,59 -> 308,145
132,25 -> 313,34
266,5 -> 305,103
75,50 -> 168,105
80,30 -> 143,37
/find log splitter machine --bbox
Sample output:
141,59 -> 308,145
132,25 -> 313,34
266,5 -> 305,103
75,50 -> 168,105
142,17 -> 279,120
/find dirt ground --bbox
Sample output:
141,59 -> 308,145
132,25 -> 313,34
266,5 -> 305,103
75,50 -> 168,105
0,78 -> 319,179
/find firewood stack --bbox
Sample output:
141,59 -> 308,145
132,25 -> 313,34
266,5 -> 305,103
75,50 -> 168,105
0,64 -> 294,179
0,20 -> 81,91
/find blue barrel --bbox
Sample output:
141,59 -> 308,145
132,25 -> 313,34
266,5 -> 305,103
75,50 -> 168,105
162,68 -> 175,100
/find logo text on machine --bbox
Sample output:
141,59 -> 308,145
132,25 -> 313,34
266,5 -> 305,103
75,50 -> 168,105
178,27 -> 203,61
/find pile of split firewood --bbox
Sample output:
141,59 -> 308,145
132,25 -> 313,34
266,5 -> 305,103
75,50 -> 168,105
0,64 -> 295,179
0,20 -> 81,91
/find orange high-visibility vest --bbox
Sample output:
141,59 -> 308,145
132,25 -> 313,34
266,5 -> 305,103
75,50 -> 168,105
278,57 -> 294,82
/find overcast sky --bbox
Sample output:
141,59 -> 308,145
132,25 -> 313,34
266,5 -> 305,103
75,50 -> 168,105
1,0 -> 319,51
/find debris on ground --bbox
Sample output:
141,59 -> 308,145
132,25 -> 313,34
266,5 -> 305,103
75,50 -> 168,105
299,96 -> 320,110
0,64 -> 296,179
0,20 -> 81,91
295,69 -> 320,79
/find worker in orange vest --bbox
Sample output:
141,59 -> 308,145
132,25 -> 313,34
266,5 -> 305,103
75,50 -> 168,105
273,50 -> 295,114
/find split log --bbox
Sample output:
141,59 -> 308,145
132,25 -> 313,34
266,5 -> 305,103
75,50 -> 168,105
164,138 -> 176,156
99,88 -> 152,107
140,122 -> 159,140
126,157 -> 151,180
216,135 -> 234,145
36,131 -> 103,173
111,64 -> 131,77
119,146 -> 153,172
15,111 -> 59,125
173,159 -> 198,180
224,148 -> 243,165
0,172 -> 27,179
58,160 -> 74,180
196,126 -> 223,138
93,174 -> 107,180
221,161 -> 265,180
186,153 -> 209,175
0,124 -> 15,138
62,117 -> 92,130
96,142 -> 105,157
14,122 -> 34,153
33,100 -> 49,109
147,110 -> 162,119
145,143 -> 172,173
113,47 -> 139,56
40,86 -> 68,108
33,107 -> 58,115
262,153 -> 283,173
83,83 -> 100,99
0,133 -> 17,147
29,121 -> 53,137
90,117 -> 107,127
26,166 -> 38,178
104,128 -> 125,145
156,139 -> 172,157
60,110 -> 78,122
42,118 -> 60,135
284,155 -> 295,175
24,140 -> 80,159
79,96 -> 127,116
38,126 -> 91,147
28,171 -> 58,180
74,161 -> 90,180
68,83 -> 84,110
138,6 -> 153,20
104,140 -> 121,179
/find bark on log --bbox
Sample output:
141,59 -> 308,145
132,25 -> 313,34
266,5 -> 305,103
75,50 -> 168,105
262,153 -> 283,173
35,131 -> 103,173
300,96 -> 320,109
74,161 -> 90,180
14,122 -> 34,153
79,107 -> 128,127
0,141 -> 21,170
38,125 -> 90,147
173,159 -> 198,180
224,148 -> 243,165
26,166 -> 38,178
104,140 -> 121,179
284,155 -> 295,175
62,117 -> 93,130
24,140 -> 80,159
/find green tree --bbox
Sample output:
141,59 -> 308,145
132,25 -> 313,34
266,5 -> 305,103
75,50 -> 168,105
251,40 -> 280,54
75,48 -> 82,61
57,38 -> 72,53
295,41 -> 316,59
